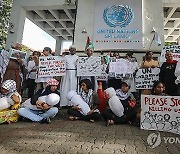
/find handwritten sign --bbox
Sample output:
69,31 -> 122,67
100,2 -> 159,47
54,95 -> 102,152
135,68 -> 160,89
109,59 -> 134,79
141,95 -> 180,135
97,64 -> 108,81
160,45 -> 180,62
38,56 -> 66,77
77,57 -> 102,76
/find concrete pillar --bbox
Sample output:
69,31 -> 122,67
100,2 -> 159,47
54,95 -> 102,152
5,1 -> 26,50
55,37 -> 64,55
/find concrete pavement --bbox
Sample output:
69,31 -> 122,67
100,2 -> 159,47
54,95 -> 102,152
0,109 -> 179,154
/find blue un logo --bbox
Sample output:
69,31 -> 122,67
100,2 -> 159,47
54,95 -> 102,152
103,5 -> 134,28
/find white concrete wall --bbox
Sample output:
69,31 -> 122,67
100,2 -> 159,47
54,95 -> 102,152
74,0 -> 164,52
74,0 -> 95,51
142,0 -> 164,51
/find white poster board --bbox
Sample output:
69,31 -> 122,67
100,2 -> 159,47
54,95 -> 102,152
9,48 -> 27,60
160,45 -> 180,62
77,57 -> 102,76
141,95 -> 180,135
93,0 -> 142,50
38,56 -> 66,77
135,68 -> 160,89
96,64 -> 108,81
108,59 -> 133,79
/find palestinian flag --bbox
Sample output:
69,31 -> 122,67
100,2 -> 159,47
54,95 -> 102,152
85,36 -> 94,50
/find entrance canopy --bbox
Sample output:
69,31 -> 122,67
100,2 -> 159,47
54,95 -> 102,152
6,0 -> 180,52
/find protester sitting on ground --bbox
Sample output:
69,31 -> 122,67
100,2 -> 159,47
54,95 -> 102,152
101,87 -> 124,126
18,79 -> 60,124
102,80 -> 140,126
67,79 -> 101,123
0,80 -> 22,124
151,81 -> 168,96
159,51 -> 178,96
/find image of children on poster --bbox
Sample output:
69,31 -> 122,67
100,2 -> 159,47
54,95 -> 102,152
141,95 -> 180,135
135,68 -> 160,89
38,56 -> 66,77
77,57 -> 102,76
9,49 -> 27,60
160,45 -> 180,62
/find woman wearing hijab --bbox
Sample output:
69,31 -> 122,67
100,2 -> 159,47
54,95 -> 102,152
0,80 -> 22,124
18,79 -> 60,124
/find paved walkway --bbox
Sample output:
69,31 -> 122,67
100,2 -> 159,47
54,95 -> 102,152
0,109 -> 179,154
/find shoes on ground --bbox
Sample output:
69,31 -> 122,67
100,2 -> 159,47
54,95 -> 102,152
40,117 -> 51,124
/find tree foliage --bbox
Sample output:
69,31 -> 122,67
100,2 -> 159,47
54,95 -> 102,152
0,0 -> 13,48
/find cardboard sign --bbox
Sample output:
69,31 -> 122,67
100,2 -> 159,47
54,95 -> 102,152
135,68 -> 160,89
9,48 -> 27,60
109,59 -> 134,79
141,95 -> 180,135
160,45 -> 180,62
77,57 -> 102,76
38,56 -> 66,77
97,64 -> 108,81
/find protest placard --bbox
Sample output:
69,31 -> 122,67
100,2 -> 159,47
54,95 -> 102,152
96,64 -> 108,81
77,57 -> 102,76
108,59 -> 134,79
9,48 -> 27,60
38,56 -> 66,77
160,45 -> 180,62
141,95 -> 180,135
135,68 -> 160,89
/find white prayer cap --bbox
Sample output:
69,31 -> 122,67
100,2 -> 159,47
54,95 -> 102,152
69,45 -> 76,50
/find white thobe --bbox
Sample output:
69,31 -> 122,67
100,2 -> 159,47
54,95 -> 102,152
60,54 -> 78,106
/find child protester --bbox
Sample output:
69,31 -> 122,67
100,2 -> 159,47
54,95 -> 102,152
0,80 -> 22,124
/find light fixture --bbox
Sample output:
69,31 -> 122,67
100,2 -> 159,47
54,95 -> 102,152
151,27 -> 156,33
82,28 -> 87,33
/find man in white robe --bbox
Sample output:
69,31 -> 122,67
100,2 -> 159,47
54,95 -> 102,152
59,45 -> 78,106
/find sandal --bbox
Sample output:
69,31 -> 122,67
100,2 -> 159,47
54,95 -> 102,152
90,119 -> 95,123
106,120 -> 114,126
69,116 -> 79,121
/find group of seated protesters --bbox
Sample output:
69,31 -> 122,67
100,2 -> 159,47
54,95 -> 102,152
0,44 -> 179,125
0,77 -> 170,126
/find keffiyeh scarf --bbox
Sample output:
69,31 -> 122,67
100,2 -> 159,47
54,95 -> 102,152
0,80 -> 17,98
116,89 -> 131,101
80,89 -> 93,108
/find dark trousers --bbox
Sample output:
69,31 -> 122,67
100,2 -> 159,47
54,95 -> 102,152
27,78 -> 36,98
177,84 -> 180,96
67,108 -> 101,121
101,109 -> 126,124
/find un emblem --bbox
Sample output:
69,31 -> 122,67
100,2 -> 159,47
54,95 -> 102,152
103,5 -> 134,28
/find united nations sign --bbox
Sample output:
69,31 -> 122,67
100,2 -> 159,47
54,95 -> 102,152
93,0 -> 142,50
103,5 -> 134,28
